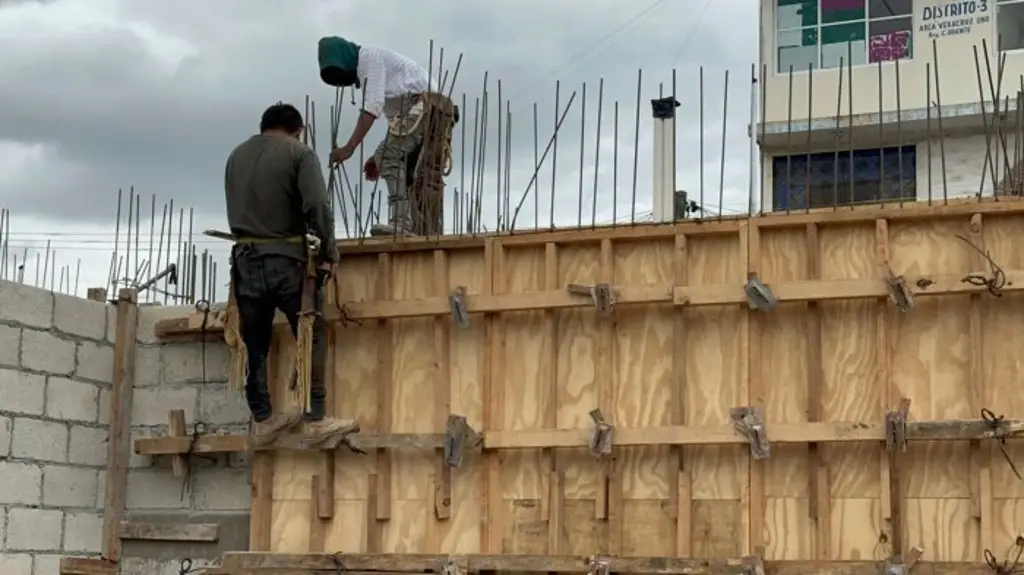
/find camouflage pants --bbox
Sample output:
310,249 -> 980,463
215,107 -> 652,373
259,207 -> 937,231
374,114 -> 424,231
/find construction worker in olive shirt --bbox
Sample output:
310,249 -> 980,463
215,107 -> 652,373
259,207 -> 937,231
223,102 -> 357,446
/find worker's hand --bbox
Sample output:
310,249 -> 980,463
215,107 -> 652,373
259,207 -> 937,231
330,144 -> 356,164
363,157 -> 379,181
316,262 -> 333,286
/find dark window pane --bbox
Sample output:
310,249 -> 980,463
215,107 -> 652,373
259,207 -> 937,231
822,0 -> 866,23
869,0 -> 912,17
999,1 -> 1024,51
869,18 -> 912,61
772,146 -> 916,210
776,0 -> 818,28
822,22 -> 867,67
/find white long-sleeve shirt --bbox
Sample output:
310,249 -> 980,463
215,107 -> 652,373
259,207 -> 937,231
357,45 -> 432,121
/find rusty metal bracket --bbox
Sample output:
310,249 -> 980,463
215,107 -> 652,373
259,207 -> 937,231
743,275 -> 778,311
741,555 -> 766,575
883,266 -> 914,312
567,283 -> 616,316
587,556 -> 610,575
884,559 -> 907,575
730,406 -> 770,460
588,409 -> 615,458
885,398 -> 912,453
449,286 -> 469,328
441,556 -> 467,575
443,414 -> 482,468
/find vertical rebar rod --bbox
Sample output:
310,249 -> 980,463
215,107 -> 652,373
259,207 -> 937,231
933,39 -> 949,203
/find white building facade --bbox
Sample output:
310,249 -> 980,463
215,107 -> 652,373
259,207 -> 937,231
757,0 -> 1024,211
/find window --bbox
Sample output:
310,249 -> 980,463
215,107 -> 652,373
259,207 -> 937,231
999,0 -> 1024,51
771,146 -> 916,211
776,0 -> 913,73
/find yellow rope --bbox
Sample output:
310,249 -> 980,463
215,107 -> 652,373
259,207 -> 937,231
293,253 -> 317,413
224,279 -> 248,393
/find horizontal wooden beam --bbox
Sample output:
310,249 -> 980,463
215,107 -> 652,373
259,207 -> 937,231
58,557 -> 117,575
218,552 -> 995,575
118,521 -> 219,542
135,418 -> 1022,456
153,266 -> 1024,339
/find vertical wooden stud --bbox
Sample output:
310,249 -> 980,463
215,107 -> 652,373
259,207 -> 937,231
671,231 -> 692,555
249,332 -> 276,551
318,321 -> 336,521
598,239 -> 622,553
434,250 -> 454,521
375,253 -> 393,522
482,239 -> 506,553
101,288 -> 138,562
168,409 -> 187,477
967,213 -> 994,551
743,223 -> 766,555
543,242 -> 563,552
309,475 -> 326,552
876,219 -> 903,556
366,473 -> 382,552
805,223 -> 831,559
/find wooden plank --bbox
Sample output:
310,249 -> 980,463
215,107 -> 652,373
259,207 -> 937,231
366,473 -> 382,552
433,249 -> 453,522
743,223 -> 766,555
218,552 -> 1005,574
59,557 -> 117,575
153,266 -> 1024,337
876,219 -> 894,524
308,475 -> 326,552
967,213 -> 994,551
671,232 -> 691,556
542,241 -> 561,551
100,288 -> 139,562
118,521 -> 219,542
482,239 -> 505,553
595,238 -> 613,523
805,222 -> 830,559
318,313 -> 337,522
375,252 -> 394,522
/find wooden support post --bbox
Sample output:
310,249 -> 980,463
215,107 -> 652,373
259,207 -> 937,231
967,213 -> 994,551
434,249 -> 454,522
366,473 -> 382,552
100,288 -> 138,563
885,398 -> 911,558
875,219 -> 897,550
671,232 -> 692,556
805,223 -> 831,559
742,223 -> 766,554
318,301 -> 337,523
59,557 -> 117,575
542,242 -> 563,554
168,409 -> 188,477
375,253 -> 394,523
597,238 -> 622,554
309,475 -> 326,552
482,239 -> 506,553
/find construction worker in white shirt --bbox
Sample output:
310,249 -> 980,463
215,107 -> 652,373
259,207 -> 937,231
319,36 -> 457,237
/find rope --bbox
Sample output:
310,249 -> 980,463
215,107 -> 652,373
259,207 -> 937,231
982,408 -> 1023,480
985,536 -> 1024,575
957,234 -> 1006,296
294,247 -> 318,413
332,552 -> 346,574
179,558 -> 200,574
224,278 -> 248,393
179,421 -> 210,501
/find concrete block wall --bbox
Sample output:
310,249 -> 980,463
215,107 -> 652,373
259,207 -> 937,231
121,305 -> 252,575
0,280 -> 116,574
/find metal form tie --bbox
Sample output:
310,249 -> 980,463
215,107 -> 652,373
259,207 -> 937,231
180,421 -> 213,501
982,408 -> 1022,480
331,552 -> 346,574
179,558 -> 199,574
985,536 -> 1024,575
957,234 -> 1006,297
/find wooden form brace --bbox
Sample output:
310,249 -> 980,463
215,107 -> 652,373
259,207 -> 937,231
58,557 -> 117,575
210,550 -> 1001,574
730,406 -> 770,460
118,521 -> 219,542
567,282 -> 616,315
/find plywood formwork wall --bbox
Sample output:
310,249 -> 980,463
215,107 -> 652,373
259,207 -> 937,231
243,203 -> 1024,564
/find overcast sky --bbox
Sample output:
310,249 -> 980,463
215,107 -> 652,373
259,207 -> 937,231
0,0 -> 759,302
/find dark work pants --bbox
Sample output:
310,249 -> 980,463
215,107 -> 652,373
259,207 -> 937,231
231,250 -> 326,422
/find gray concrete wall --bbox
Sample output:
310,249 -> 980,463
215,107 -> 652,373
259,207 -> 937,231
121,306 -> 250,575
0,280 -> 116,574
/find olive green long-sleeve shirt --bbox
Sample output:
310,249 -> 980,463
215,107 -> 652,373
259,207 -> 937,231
224,134 -> 338,263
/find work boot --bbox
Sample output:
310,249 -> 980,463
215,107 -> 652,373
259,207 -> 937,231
302,417 -> 360,445
251,412 -> 303,448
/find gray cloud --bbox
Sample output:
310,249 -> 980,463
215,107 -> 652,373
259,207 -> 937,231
0,0 -> 760,293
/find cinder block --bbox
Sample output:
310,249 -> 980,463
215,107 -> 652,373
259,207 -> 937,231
45,377 -> 99,422
97,388 -> 110,425
74,342 -> 114,384
130,386 -> 197,426
126,469 -> 190,509
0,507 -> 6,548
136,305 -> 194,345
96,470 -> 106,507
128,428 -> 156,469
20,330 -> 74,376
11,418 -> 67,463
160,342 -> 230,384
133,345 -> 161,388
192,467 -> 251,511
0,280 -> 53,329
6,507 -> 63,551
54,293 -> 107,341
0,460 -> 42,505
0,324 -> 19,367
62,511 -> 102,552
0,553 -> 32,575
32,554 -> 60,575
0,416 -> 8,456
68,425 -> 107,466
199,384 -> 251,425
0,369 -> 45,416
43,465 -> 98,507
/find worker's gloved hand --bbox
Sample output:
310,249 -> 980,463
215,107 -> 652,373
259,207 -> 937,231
363,157 -> 379,181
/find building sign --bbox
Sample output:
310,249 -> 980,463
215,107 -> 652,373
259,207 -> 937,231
919,0 -> 990,38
